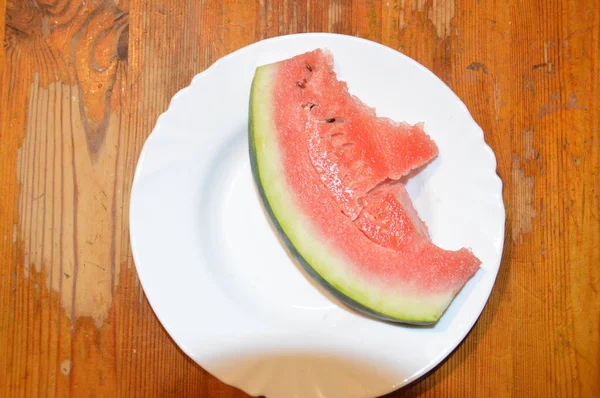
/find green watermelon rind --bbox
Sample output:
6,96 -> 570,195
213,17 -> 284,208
249,64 -> 454,325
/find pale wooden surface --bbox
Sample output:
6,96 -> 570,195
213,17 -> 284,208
1,0 -> 599,396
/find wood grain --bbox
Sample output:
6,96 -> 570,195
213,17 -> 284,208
1,0 -> 599,396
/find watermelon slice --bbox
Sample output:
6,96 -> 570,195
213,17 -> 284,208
249,49 -> 481,324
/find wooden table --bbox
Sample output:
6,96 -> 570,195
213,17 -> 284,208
1,0 -> 598,396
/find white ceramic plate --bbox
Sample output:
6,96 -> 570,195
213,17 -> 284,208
130,33 -> 505,398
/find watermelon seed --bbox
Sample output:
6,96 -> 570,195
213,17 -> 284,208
303,102 -> 316,110
339,142 -> 355,152
323,117 -> 346,123
306,64 -> 312,71
296,79 -> 307,88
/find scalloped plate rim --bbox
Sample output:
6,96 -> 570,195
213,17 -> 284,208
129,33 -> 505,398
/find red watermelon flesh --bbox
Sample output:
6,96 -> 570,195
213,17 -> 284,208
355,182 -> 481,284
284,50 -> 439,219
354,182 -> 430,251
270,49 -> 481,293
